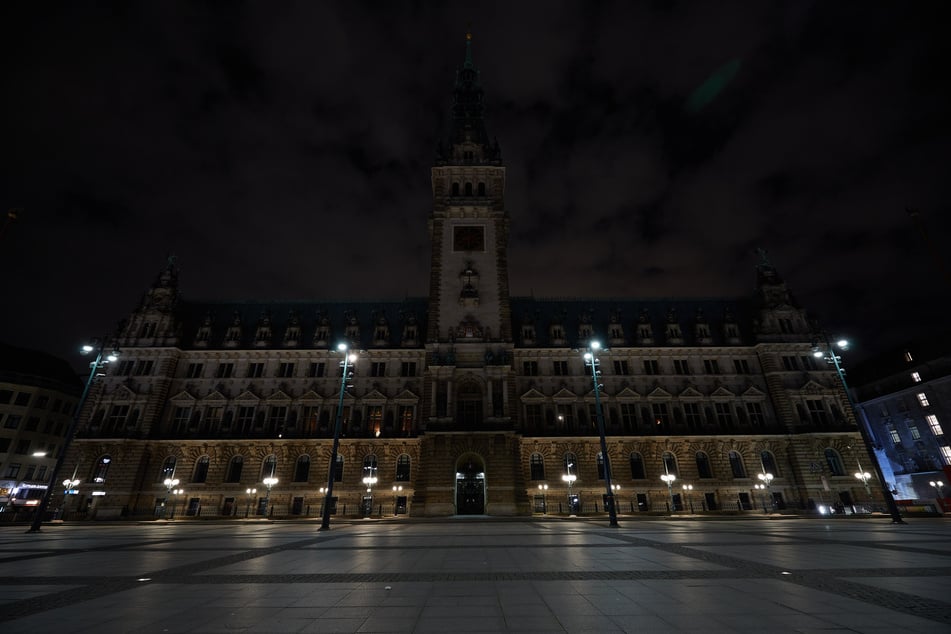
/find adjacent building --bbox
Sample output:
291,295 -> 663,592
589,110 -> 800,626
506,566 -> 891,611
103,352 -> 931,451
64,37 -> 876,519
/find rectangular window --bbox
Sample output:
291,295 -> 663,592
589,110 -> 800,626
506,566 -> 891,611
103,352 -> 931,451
806,399 -> 828,425
172,407 -> 191,431
800,355 -> 817,371
643,360 -> 660,375
35,395 -> 49,409
4,463 -> 21,478
525,404 -> 542,428
733,359 -> 751,374
522,361 -> 538,376
25,417 -> 39,431
398,405 -> 414,434
15,439 -> 30,454
683,403 -> 702,428
553,361 -> 569,376
134,360 -> 154,376
779,318 -> 793,333
673,359 -> 690,375
14,392 -> 31,406
651,403 -> 670,426
4,415 -> 22,429
746,402 -> 766,427
268,406 -> 287,429
236,406 -> 255,430
0,389 -> 12,404
911,372 -> 922,383
186,363 -> 203,378
926,414 -> 943,437
37,465 -> 47,481
400,362 -> 417,377
278,362 -> 295,378
0,438 -> 9,452
115,360 -> 134,375
703,359 -> 720,374
916,392 -> 930,407
909,425 -> 921,440
309,362 -> 326,377
367,406 -> 383,436
370,362 -> 386,377
613,360 -> 630,375
107,405 -> 130,429
940,446 -> 951,466
904,351 -> 914,362
715,403 -> 734,426
247,363 -> 265,378
216,363 -> 234,378
620,403 -> 636,431
782,356 -> 798,371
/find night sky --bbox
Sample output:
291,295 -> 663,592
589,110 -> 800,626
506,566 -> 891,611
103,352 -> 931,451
3,2 -> 949,369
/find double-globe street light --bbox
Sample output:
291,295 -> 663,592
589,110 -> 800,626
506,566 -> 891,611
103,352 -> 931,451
262,476 -> 278,517
28,338 -> 119,533
813,335 -> 905,523
757,472 -> 774,513
660,473 -> 676,512
583,341 -> 619,527
320,343 -> 357,531
562,462 -> 577,514
162,477 -> 180,518
245,487 -> 257,517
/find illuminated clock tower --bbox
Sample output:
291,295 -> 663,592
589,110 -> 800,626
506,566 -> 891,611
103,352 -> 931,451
427,33 -> 512,346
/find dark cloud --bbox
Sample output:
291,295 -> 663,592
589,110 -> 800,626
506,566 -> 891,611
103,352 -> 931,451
1,0 -> 949,367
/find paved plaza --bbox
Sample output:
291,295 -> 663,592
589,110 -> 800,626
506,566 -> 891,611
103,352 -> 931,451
0,516 -> 949,633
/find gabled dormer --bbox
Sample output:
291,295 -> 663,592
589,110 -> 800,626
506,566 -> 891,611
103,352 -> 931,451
608,309 -> 625,345
400,311 -> 419,347
254,311 -> 272,347
372,311 -> 390,347
665,308 -> 683,345
313,310 -> 331,347
224,311 -> 242,347
283,310 -> 301,347
637,309 -> 654,345
693,309 -> 711,345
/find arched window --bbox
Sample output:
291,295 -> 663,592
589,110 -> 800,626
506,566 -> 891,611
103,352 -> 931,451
530,453 -> 545,480
464,182 -> 473,196
563,452 -> 578,477
696,452 -> 713,479
91,455 -> 112,484
225,456 -> 243,483
760,451 -> 780,477
294,455 -> 310,482
395,454 -> 411,481
334,455 -> 344,482
159,456 -> 177,482
662,451 -> 678,476
729,451 -> 747,478
363,454 -> 378,480
477,182 -> 486,196
629,452 -> 646,479
261,455 -> 277,480
452,182 -> 460,196
192,456 -> 210,483
824,448 -> 845,476
596,452 -> 606,480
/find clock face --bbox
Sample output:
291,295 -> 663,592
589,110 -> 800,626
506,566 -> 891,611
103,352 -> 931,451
453,225 -> 485,252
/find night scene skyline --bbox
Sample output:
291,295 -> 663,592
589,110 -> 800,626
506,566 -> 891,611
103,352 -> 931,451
3,2 -> 949,369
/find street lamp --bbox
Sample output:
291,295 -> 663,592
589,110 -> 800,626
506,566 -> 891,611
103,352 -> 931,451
583,341 -> 618,527
169,487 -> 184,519
362,467 -> 378,518
321,344 -> 357,531
855,468 -> 872,500
245,487 -> 257,517
757,472 -> 774,513
28,337 -> 119,533
562,462 -> 577,515
162,478 -> 180,519
60,477 -> 80,519
929,481 -> 945,513
392,485 -> 403,515
262,476 -> 278,517
660,473 -> 676,512
537,483 -> 549,514
813,334 -> 905,523
754,483 -> 768,512
682,484 -> 694,513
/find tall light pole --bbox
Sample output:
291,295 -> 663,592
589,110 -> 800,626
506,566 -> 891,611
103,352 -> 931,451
928,480 -> 945,513
28,338 -> 119,533
262,476 -> 278,517
60,477 -> 80,519
537,483 -> 549,514
660,473 -> 676,512
169,487 -> 184,519
583,341 -> 618,527
245,487 -> 257,517
682,483 -> 694,513
813,335 -> 905,524
362,465 -> 377,518
320,343 -> 356,531
162,478 -> 180,518
562,462 -> 577,514
854,461 -> 872,503
757,472 -> 774,513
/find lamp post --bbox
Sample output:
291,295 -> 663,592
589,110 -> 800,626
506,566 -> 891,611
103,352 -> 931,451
562,462 -> 577,515
660,473 -> 676,512
854,467 -> 872,501
757,472 -> 774,513
262,476 -> 278,517
929,481 -> 945,513
682,484 -> 694,513
162,478 -> 180,518
583,341 -> 618,527
60,477 -> 80,519
813,335 -> 905,523
321,344 -> 357,531
754,483 -> 768,512
169,487 -> 184,519
362,467 -> 378,518
537,484 -> 549,514
245,487 -> 257,517
392,485 -> 403,515
28,338 -> 119,533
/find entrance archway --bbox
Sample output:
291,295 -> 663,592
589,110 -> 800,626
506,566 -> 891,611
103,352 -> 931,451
455,454 -> 486,515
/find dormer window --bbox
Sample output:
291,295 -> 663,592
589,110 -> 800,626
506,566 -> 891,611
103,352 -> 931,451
284,327 -> 300,345
195,327 -> 210,344
255,327 -> 271,343
314,326 -> 330,345
522,326 -> 535,342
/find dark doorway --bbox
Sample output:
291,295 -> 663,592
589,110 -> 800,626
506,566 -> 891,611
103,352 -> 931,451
704,492 -> 717,511
738,492 -> 753,510
636,493 -> 648,511
222,497 -> 235,516
455,457 -> 485,514
291,496 -> 304,515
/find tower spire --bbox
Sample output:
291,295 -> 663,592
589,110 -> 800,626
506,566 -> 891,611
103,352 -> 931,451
442,30 -> 501,165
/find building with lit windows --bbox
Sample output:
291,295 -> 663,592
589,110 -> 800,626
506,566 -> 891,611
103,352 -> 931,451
0,343 -> 81,515
852,339 -> 951,511
64,38 -> 876,520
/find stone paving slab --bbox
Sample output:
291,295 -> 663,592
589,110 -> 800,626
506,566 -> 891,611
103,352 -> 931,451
0,517 -> 948,632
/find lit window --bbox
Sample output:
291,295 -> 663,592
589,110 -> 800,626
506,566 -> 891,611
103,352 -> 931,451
911,372 -> 921,383
940,446 -> 951,466
926,414 -> 943,437
916,392 -> 930,407
904,351 -> 913,362
909,425 -> 921,440
888,428 -> 901,445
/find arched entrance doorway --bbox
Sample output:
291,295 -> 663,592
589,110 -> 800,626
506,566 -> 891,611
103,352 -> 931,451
455,455 -> 486,515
